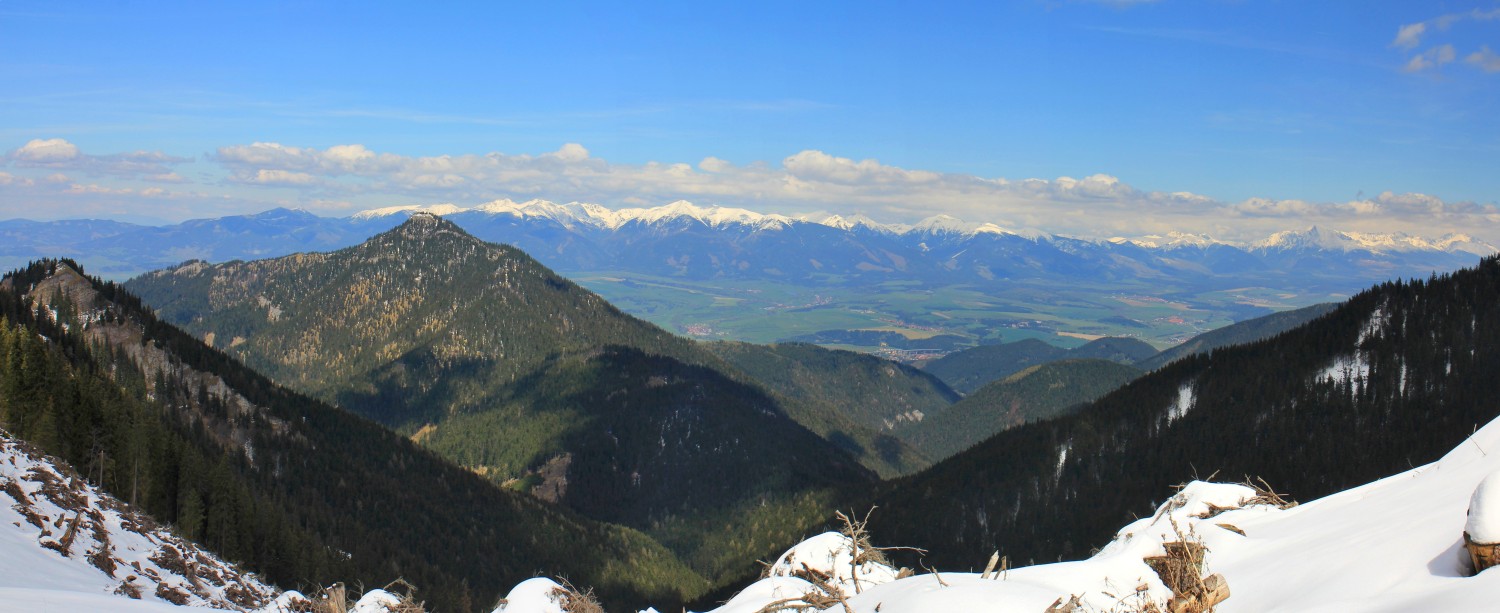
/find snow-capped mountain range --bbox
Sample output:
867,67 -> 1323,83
354,199 -> 801,232
351,198 -> 1493,254
0,200 -> 1491,337
334,200 -> 1494,294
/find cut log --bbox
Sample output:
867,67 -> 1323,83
1201,573 -> 1230,608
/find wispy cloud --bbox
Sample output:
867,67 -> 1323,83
1403,44 -> 1457,73
1394,8 -> 1500,74
1084,25 -> 1375,67
1468,45 -> 1500,72
1069,0 -> 1161,7
1393,22 -> 1428,50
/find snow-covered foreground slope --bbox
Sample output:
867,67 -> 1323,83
0,432 -> 280,612
13,401 -> 1500,612
501,415 -> 1500,613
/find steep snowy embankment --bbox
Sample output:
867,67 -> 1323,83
619,415 -> 1500,613
0,432 -> 278,612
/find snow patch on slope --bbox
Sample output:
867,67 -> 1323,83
1319,353 -> 1371,386
1359,303 -> 1389,345
1167,382 -> 1196,424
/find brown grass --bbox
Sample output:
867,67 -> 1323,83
550,578 -> 604,613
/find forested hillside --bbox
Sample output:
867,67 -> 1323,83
896,358 -> 1142,460
0,260 -> 707,612
416,346 -> 874,583
870,256 -> 1500,571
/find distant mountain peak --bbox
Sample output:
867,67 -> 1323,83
910,214 -> 1046,240
387,210 -> 479,245
813,213 -> 892,232
1124,231 -> 1227,249
403,210 -> 444,225
616,200 -> 794,230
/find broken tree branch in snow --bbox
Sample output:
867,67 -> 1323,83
1240,476 -> 1296,510
979,551 -> 999,579
1044,594 -> 1083,612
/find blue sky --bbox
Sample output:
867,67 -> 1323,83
2,1 -> 1498,242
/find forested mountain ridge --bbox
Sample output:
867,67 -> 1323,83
869,255 -> 1500,572
123,214 -> 928,478
121,215 -> 896,585
1134,301 -> 1339,372
0,260 -> 708,612
920,336 -> 1152,394
896,358 -> 1142,460
414,345 -> 876,583
706,341 -> 959,437
125,212 -> 705,417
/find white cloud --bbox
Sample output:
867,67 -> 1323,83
542,143 -> 590,163
67,183 -> 134,195
4,136 -> 1495,244
13,138 -> 81,163
1468,45 -> 1500,72
244,169 -> 320,186
202,140 -> 1500,244
7,138 -> 190,178
324,144 -> 377,165
698,157 -> 731,173
782,151 -> 942,185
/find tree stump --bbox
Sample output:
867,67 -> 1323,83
1466,532 -> 1500,575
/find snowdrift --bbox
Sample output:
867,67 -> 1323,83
672,414 -> 1500,612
